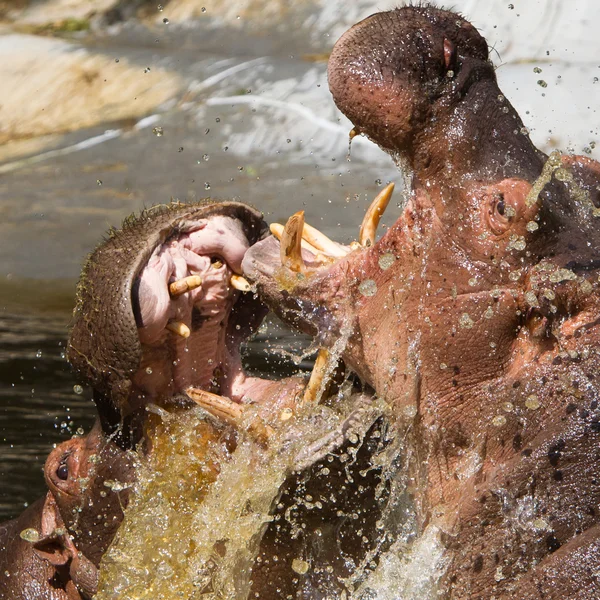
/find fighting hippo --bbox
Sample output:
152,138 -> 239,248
243,5 -> 600,598
0,421 -> 134,599
61,199 -> 384,598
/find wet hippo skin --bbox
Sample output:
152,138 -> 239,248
243,5 -> 600,598
0,421 -> 133,600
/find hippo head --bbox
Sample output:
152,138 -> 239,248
68,201 -> 273,444
43,420 -> 135,566
244,5 -> 600,529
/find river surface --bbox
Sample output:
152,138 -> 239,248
0,0 -> 598,534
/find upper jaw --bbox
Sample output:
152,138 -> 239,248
242,183 -> 397,341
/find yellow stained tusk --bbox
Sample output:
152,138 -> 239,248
166,321 -> 191,339
169,275 -> 202,297
186,387 -> 273,443
303,348 -> 331,403
359,182 -> 395,248
302,222 -> 349,258
280,211 -> 306,273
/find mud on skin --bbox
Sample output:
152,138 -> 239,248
244,5 -> 600,599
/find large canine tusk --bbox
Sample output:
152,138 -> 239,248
186,387 -> 274,443
169,275 -> 202,297
166,321 -> 191,338
302,222 -> 349,258
303,348 -> 332,403
280,211 -> 306,272
359,182 -> 395,247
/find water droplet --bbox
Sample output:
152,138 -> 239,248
20,528 -> 40,543
145,367 -> 153,375
537,80 -> 548,88
152,126 -> 164,137
492,415 -> 507,427
202,154 -> 209,161
525,394 -> 540,410
144,67 -> 151,73
520,126 -> 530,135
526,220 -> 539,232
594,77 -> 599,83
291,558 -> 310,575
157,4 -> 163,10
533,67 -> 542,74
178,147 -> 184,152
502,402 -> 514,413
115,58 -> 120,63
378,253 -> 395,270
76,427 -> 85,435
204,182 -> 211,190
96,179 -> 102,186
497,94 -> 505,102
35,350 -> 42,358
73,384 -> 83,395
280,408 -> 293,421
459,313 -> 474,329
508,3 -> 514,8
375,178 -> 382,186
163,17 -> 169,24
468,277 -> 477,287
201,7 -> 206,12
358,279 -> 377,297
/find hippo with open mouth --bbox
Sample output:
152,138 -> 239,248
243,5 -> 600,598
2,199 -> 390,599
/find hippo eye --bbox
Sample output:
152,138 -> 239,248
56,462 -> 69,481
496,195 -> 506,216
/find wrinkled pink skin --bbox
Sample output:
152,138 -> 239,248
244,6 -> 600,598
0,421 -> 133,599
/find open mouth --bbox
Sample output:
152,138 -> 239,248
241,183 -> 395,311
122,202 -> 289,418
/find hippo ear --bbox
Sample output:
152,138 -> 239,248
32,493 -> 76,567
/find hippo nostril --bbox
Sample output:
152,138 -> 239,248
56,462 -> 69,481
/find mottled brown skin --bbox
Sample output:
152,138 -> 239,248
0,422 -> 133,599
243,5 -> 600,598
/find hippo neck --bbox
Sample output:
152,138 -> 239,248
412,77 -> 546,186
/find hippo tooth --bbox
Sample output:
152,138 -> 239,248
186,387 -> 273,443
230,274 -> 252,292
302,222 -> 350,258
166,320 -> 191,338
359,182 -> 395,247
168,275 -> 203,297
270,223 -> 321,255
303,348 -> 332,403
186,387 -> 243,423
280,211 -> 306,273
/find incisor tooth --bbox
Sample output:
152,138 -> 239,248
166,321 -> 191,338
169,275 -> 202,297
359,182 -> 395,247
230,274 -> 252,292
303,348 -> 331,403
186,387 -> 273,443
302,222 -> 349,258
280,211 -> 306,272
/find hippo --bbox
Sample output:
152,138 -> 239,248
243,5 -> 600,599
0,421 -> 134,599
62,199 -> 386,598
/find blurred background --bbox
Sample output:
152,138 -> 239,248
0,0 -> 599,520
